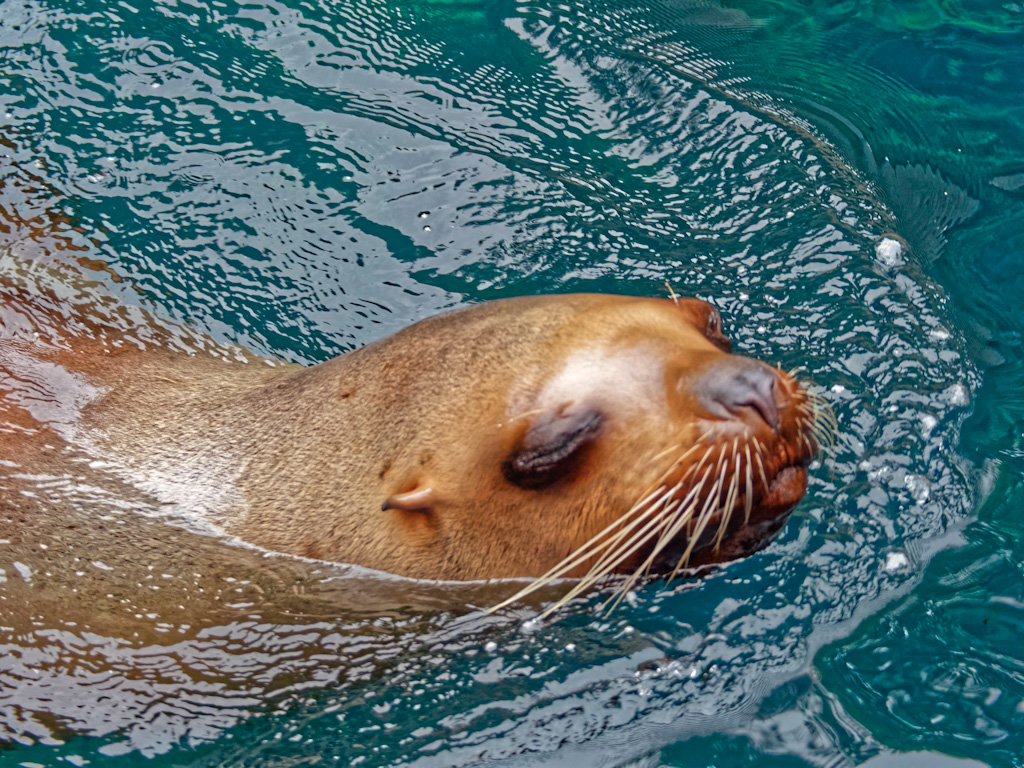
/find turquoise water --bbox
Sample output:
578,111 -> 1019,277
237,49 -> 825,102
0,0 -> 1021,765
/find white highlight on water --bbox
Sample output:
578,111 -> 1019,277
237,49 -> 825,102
875,237 -> 905,268
884,551 -> 910,572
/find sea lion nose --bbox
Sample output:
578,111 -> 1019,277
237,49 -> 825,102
698,358 -> 781,431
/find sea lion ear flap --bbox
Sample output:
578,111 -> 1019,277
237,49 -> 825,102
502,406 -> 603,490
675,298 -> 732,353
382,484 -> 434,512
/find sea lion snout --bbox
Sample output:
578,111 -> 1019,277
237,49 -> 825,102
696,357 -> 785,432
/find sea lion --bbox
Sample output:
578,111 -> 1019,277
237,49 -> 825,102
1,273 -> 828,596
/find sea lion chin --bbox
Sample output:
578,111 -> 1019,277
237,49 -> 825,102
1,288 -> 829,598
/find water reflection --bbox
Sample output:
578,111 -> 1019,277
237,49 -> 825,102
0,0 -> 985,764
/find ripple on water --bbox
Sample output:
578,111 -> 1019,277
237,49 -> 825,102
0,0 -> 983,764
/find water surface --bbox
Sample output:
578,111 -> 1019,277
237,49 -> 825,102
1,0 -> 1021,765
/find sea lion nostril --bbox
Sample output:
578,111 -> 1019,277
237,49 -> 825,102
700,358 -> 782,431
738,371 -> 780,431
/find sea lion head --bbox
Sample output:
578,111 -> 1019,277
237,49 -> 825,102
371,294 -> 828,596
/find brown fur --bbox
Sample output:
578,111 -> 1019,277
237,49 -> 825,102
2,284 -> 815,581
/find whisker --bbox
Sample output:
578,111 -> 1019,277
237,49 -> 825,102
573,485 -> 681,581
642,446 -> 712,550
713,442 -> 739,550
542,487 -> 689,619
660,438 -> 709,477
620,469 -> 716,600
714,465 -> 740,551
597,498 -> 689,615
813,400 -> 838,427
485,486 -> 667,615
600,460 -> 719,615
810,412 -> 836,451
489,437 -> 714,617
664,280 -> 680,306
485,495 -> 663,618
753,446 -> 768,488
650,442 -> 684,465
590,453 -> 719,602
743,443 -> 753,525
638,470 -> 712,579
669,472 -> 725,582
814,427 -> 831,449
